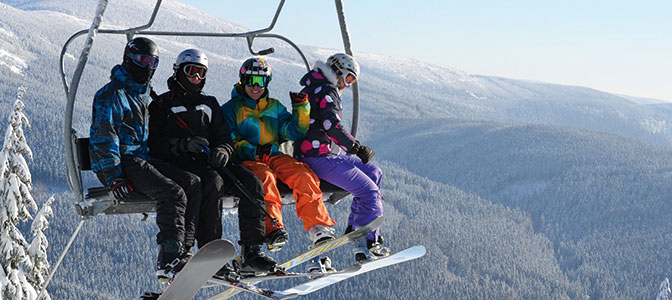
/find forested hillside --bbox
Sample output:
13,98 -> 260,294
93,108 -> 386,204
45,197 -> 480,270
1,0 -> 671,299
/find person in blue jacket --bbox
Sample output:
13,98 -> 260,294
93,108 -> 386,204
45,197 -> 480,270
88,37 -> 200,282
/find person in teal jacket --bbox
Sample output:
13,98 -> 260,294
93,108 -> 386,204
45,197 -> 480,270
221,58 -> 336,251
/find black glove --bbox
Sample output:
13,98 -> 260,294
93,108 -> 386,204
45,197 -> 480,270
348,141 -> 375,164
256,144 -> 273,163
109,178 -> 133,201
177,137 -> 209,154
289,91 -> 309,104
209,145 -> 231,169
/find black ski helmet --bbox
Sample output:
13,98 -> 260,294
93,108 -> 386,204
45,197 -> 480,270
239,58 -> 272,85
122,37 -> 159,85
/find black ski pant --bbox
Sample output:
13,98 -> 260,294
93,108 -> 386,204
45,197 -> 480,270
179,162 -> 225,248
175,161 -> 266,247
119,157 -> 202,247
218,164 -> 267,246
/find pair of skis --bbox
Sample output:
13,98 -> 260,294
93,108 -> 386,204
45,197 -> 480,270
205,245 -> 426,299
205,216 -> 385,300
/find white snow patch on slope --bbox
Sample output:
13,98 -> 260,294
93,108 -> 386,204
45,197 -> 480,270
0,49 -> 27,75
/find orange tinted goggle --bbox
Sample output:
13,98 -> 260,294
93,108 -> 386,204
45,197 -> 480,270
183,64 -> 207,79
345,73 -> 357,85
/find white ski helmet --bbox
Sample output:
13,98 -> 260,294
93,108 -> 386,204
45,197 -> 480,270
173,48 -> 208,70
327,53 -> 360,80
173,48 -> 208,93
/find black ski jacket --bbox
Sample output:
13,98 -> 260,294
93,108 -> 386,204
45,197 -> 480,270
148,77 -> 233,166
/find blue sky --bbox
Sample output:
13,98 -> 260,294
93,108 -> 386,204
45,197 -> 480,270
183,0 -> 672,101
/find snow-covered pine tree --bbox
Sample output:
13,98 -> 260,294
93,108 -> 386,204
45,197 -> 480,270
0,87 -> 50,300
657,278 -> 671,300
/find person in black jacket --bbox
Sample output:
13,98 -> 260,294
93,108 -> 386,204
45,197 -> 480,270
148,49 -> 277,274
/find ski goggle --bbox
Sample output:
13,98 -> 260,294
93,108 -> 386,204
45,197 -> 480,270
183,64 -> 207,79
129,54 -> 159,70
343,73 -> 357,87
345,73 -> 357,85
243,75 -> 269,88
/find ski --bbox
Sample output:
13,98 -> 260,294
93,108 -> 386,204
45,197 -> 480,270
141,239 -> 236,300
282,245 -> 426,296
207,277 -> 298,300
206,216 -> 383,300
209,264 -> 362,285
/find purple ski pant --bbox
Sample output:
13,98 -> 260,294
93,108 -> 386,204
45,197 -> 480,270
298,155 -> 383,241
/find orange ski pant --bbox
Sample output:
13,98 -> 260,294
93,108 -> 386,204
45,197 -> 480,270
242,154 -> 335,234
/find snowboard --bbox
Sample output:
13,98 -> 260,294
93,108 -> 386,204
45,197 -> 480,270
143,239 -> 236,300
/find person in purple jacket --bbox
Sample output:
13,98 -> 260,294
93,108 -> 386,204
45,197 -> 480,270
293,53 -> 390,262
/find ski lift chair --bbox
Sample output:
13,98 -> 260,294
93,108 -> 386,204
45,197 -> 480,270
61,0 -> 360,219
46,0 -> 360,297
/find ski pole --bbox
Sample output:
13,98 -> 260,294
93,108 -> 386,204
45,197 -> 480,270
199,145 -> 280,228
153,96 -> 282,228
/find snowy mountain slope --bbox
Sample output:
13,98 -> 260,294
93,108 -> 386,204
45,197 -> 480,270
0,0 -> 670,299
1,0 -> 672,182
370,117 -> 672,299
354,54 -> 672,147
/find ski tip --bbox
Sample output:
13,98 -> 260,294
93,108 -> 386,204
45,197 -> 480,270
413,245 -> 427,256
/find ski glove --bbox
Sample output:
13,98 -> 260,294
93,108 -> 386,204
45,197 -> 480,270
348,141 -> 375,164
209,145 -> 232,169
109,178 -> 133,201
289,91 -> 309,104
256,144 -> 273,163
172,137 -> 209,155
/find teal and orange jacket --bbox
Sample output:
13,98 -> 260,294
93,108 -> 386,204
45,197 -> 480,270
221,83 -> 310,162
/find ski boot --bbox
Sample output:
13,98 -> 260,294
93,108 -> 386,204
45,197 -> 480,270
214,262 -> 241,282
140,292 -> 161,300
308,224 -> 335,247
155,240 -> 190,284
236,244 -> 279,277
307,256 -> 336,274
265,228 -> 289,252
353,236 -> 390,263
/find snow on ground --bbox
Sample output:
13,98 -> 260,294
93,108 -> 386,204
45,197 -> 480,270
0,48 -> 27,75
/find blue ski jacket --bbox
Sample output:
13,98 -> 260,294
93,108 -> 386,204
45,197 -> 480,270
89,65 -> 152,185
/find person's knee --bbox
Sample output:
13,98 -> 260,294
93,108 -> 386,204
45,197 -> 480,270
238,171 -> 263,192
368,164 -> 383,180
188,174 -> 202,189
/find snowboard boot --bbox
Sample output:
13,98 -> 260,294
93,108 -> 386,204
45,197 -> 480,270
155,240 -> 189,284
353,236 -> 390,263
238,244 -> 278,276
308,224 -> 335,247
265,228 -> 289,252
